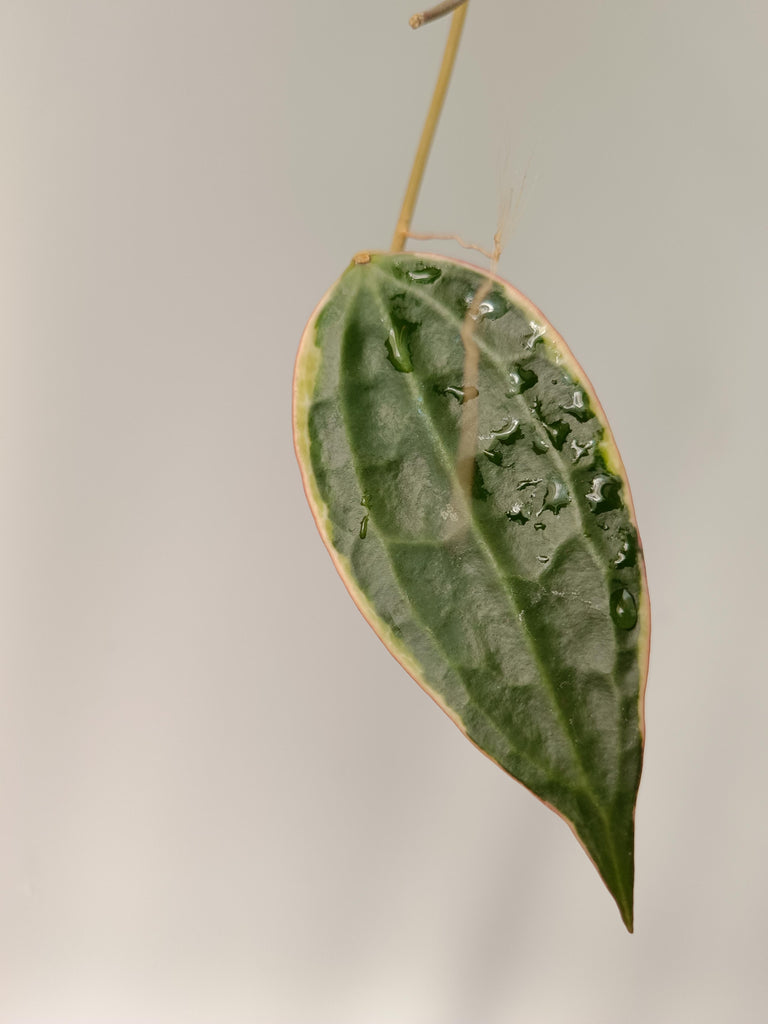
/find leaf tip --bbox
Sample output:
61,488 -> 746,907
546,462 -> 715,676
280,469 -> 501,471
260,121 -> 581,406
620,897 -> 634,933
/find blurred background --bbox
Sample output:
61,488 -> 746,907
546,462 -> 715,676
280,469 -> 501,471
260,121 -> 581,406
1,1 -> 766,1021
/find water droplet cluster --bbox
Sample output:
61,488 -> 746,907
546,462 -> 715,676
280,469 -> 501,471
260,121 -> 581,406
354,255 -> 640,632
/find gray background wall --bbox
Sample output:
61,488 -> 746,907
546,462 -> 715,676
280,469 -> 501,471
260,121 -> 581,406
2,1 -> 766,1020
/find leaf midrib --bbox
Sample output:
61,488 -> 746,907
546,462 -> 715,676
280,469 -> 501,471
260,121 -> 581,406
335,291 -> 556,780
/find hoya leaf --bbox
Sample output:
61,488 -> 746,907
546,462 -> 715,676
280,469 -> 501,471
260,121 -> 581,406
293,252 -> 649,930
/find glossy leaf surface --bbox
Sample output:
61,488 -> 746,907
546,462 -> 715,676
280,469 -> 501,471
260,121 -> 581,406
293,252 -> 649,929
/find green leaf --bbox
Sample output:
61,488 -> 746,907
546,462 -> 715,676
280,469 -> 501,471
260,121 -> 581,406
293,252 -> 649,930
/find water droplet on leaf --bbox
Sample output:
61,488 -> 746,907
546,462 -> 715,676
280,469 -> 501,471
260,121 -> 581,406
506,503 -> 529,525
523,321 -> 546,349
490,418 -> 522,445
465,290 -> 510,321
385,327 -> 413,373
614,530 -> 638,569
570,438 -> 594,463
543,419 -> 571,451
483,447 -> 503,466
507,365 -> 538,395
405,263 -> 442,284
585,473 -> 622,514
561,389 -> 594,422
610,588 -> 637,630
542,479 -> 570,516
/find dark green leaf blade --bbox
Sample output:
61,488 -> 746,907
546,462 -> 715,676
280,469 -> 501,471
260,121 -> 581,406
294,252 -> 649,929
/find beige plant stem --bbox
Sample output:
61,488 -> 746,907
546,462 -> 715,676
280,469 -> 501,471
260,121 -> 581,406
410,0 -> 467,30
390,2 -> 468,253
